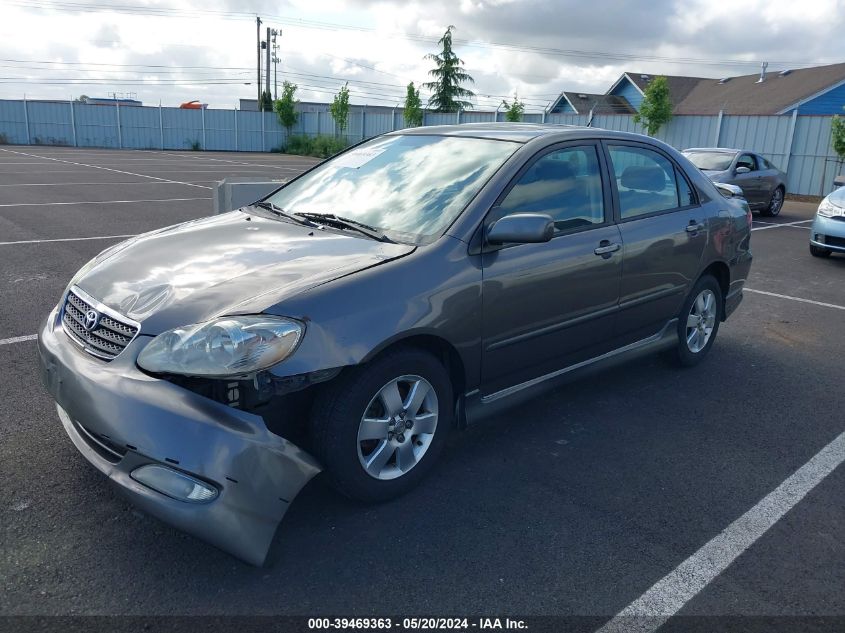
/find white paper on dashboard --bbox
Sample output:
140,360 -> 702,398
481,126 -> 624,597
331,147 -> 387,169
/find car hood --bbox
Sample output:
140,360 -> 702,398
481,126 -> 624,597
76,211 -> 414,333
701,169 -> 730,181
828,186 -> 845,207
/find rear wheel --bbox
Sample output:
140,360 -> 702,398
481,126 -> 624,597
810,244 -> 832,258
309,347 -> 452,503
671,275 -> 722,367
760,186 -> 784,217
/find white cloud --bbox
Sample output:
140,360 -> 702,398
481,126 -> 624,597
0,0 -> 842,111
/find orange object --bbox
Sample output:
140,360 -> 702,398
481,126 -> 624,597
179,100 -> 205,109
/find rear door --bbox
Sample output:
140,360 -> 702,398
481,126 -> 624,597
604,142 -> 707,344
479,142 -> 622,396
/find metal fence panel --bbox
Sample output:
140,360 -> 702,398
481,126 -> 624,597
0,100 -> 28,144
119,105 -> 162,149
74,103 -> 119,148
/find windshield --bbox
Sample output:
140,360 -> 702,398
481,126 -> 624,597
265,134 -> 519,244
683,151 -> 736,171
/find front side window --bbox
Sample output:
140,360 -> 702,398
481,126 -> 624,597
608,145 -> 687,219
497,146 -> 606,233
736,154 -> 757,171
266,134 -> 519,244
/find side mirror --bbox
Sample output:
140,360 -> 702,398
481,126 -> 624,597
487,213 -> 554,245
735,166 -> 751,174
833,175 -> 845,189
714,182 -> 744,199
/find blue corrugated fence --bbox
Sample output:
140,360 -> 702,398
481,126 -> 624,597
0,99 -> 842,195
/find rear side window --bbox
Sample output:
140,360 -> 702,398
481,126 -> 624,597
498,145 -> 606,233
608,145 -> 689,219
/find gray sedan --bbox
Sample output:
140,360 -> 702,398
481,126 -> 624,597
683,148 -> 787,216
38,125 -> 752,565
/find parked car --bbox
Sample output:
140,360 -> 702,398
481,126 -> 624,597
810,183 -> 845,257
38,124 -> 753,565
682,148 -> 786,216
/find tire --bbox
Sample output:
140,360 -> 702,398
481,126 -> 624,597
671,275 -> 722,368
309,346 -> 453,503
810,244 -> 832,258
760,186 -> 784,217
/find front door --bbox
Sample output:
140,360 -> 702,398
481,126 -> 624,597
733,153 -> 765,206
480,143 -> 622,396
604,142 -> 708,344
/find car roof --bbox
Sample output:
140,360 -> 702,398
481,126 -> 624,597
683,147 -> 744,154
387,122 -> 655,144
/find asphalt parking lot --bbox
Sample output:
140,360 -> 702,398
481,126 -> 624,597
0,147 -> 842,629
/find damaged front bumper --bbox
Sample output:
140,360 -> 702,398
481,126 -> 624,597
36,309 -> 322,566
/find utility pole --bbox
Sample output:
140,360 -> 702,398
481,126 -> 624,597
271,29 -> 280,100
265,26 -> 272,106
256,16 -> 262,108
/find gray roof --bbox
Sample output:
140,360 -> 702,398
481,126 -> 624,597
672,62 -> 845,114
622,73 -> 707,109
390,122 -> 658,144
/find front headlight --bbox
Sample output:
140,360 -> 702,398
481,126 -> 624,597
137,315 -> 303,377
818,198 -> 844,217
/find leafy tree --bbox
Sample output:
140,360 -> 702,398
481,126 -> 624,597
831,106 -> 845,162
74,95 -> 90,103
260,90 -> 273,112
633,75 -> 673,136
502,93 -> 525,122
273,81 -> 299,135
422,25 -> 475,112
403,82 -> 423,127
330,83 -> 351,137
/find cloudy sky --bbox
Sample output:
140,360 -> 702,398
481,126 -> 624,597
3,0 -> 845,112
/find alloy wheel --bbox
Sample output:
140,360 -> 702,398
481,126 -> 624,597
769,188 -> 784,216
686,289 -> 717,353
357,375 -> 439,480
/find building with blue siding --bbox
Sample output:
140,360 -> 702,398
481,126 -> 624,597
600,62 -> 845,116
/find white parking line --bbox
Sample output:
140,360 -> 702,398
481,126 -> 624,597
744,288 -> 845,311
596,430 -> 845,633
0,234 -> 135,246
0,334 -> 37,346
0,197 -> 209,207
750,219 -> 813,231
0,148 -> 212,190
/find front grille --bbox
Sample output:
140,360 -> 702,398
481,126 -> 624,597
825,235 -> 845,248
62,288 -> 139,360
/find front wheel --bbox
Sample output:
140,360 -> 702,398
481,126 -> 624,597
760,186 -> 784,217
671,275 -> 722,367
309,347 -> 453,503
810,244 -> 831,258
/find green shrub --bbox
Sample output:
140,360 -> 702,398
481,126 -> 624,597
187,139 -> 201,151
0,133 -> 8,144
284,134 -> 347,158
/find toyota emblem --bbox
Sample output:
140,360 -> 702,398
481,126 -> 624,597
83,309 -> 100,331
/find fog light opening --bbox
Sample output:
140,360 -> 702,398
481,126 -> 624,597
130,464 -> 218,503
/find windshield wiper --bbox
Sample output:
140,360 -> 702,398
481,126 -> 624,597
295,212 -> 393,242
251,201 -> 319,227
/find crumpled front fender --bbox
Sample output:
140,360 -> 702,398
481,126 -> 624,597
37,313 -> 321,566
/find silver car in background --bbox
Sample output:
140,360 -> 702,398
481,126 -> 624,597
810,182 -> 845,258
683,148 -> 787,217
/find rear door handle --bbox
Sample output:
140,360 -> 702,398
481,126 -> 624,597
686,222 -> 705,233
594,242 -> 621,257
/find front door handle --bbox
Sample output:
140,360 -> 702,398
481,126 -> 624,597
594,241 -> 621,258
686,221 -> 705,233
